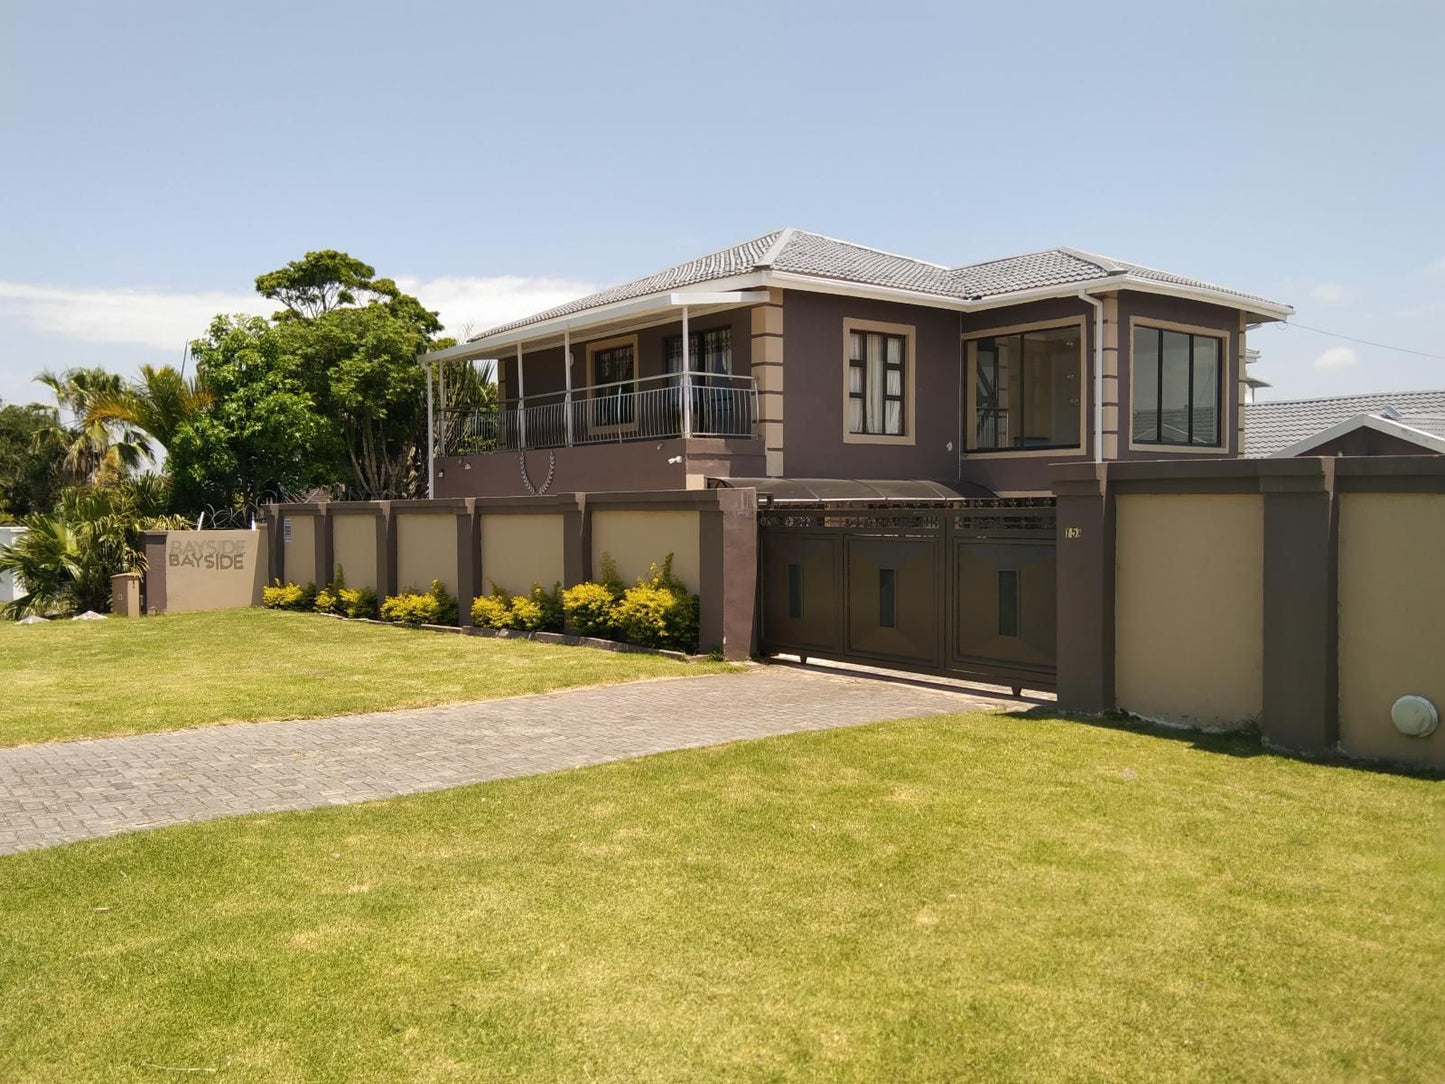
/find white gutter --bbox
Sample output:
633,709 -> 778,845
1077,291 -> 1105,465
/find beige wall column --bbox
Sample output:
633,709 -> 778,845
751,287 -> 785,476
1100,293 -> 1120,460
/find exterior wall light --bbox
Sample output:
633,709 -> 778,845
1391,695 -> 1439,738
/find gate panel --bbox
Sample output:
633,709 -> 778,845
758,498 -> 1056,689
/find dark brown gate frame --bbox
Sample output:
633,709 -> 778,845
757,497 -> 1058,691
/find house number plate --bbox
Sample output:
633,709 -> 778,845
1064,526 -> 1083,539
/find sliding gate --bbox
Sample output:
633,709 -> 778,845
758,499 -> 1057,690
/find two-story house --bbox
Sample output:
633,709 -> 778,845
421,229 -> 1293,498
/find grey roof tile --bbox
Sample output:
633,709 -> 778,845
471,229 -> 1288,341
1244,390 -> 1445,457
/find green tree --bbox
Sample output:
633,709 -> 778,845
0,401 -> 66,518
168,315 -> 341,512
35,367 -> 153,483
84,364 -> 213,455
0,477 -> 189,618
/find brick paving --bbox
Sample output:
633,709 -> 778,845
0,666 -> 1024,856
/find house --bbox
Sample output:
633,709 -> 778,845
1245,390 -> 1445,458
421,229 -> 1293,498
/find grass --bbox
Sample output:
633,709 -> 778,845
0,608 -> 734,747
1,711 -> 1441,1082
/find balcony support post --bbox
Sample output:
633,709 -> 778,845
681,305 -> 692,439
563,327 -> 574,448
425,361 -> 435,499
436,358 -> 445,457
516,341 -> 527,449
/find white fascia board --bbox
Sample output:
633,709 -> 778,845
764,271 -> 973,311
1269,414 -> 1445,458
418,274 -> 772,364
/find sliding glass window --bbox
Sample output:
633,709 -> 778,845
1132,327 -> 1221,446
971,326 -> 1081,450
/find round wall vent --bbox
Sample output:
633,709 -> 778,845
1391,695 -> 1439,738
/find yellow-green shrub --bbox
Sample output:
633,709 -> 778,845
381,579 -> 458,626
612,555 -> 698,651
470,588 -> 514,629
313,566 -> 346,615
262,580 -> 316,611
517,583 -> 563,632
561,581 -> 617,637
338,586 -> 378,619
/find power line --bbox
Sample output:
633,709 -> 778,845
1279,321 -> 1445,363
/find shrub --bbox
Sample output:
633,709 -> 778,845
518,582 -> 564,632
263,580 -> 316,611
381,579 -> 458,627
470,588 -> 514,629
313,566 -> 348,615
338,586 -> 378,619
613,555 -> 699,652
562,581 -> 617,638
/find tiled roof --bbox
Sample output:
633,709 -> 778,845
471,229 -> 1289,341
1244,390 -> 1445,457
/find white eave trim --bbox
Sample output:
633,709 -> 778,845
1268,414 -> 1445,458
418,281 -> 771,363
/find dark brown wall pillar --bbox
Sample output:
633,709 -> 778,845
264,506 -> 284,585
698,487 -> 758,660
456,500 -> 480,625
141,530 -> 169,614
1261,460 -> 1338,753
564,496 -> 588,586
314,506 -> 331,589
380,502 -> 398,597
1054,465 -> 1115,713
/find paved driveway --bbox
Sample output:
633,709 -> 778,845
0,666 -> 1022,855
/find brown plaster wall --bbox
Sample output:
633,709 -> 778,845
153,529 -> 269,613
590,508 -> 701,592
283,514 -> 318,585
395,512 -> 459,595
480,513 -> 567,596
1337,491 -> 1445,768
779,290 -> 961,481
331,513 -> 379,591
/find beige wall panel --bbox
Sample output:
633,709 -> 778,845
1115,494 -> 1264,729
1338,492 -> 1445,768
331,514 -> 378,591
396,512 -> 458,595
283,514 -> 317,585
163,530 -> 268,613
591,509 -> 700,592
480,513 -> 566,597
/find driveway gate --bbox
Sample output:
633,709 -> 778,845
757,498 -> 1057,690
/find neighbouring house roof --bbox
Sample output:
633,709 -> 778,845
459,228 -> 1291,350
1244,390 -> 1445,458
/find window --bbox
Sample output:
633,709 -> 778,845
589,339 -> 636,427
848,330 -> 906,436
1132,326 -> 1222,446
664,327 -> 732,378
969,326 -> 1082,450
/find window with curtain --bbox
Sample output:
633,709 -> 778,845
970,326 -> 1081,450
664,327 -> 732,377
847,330 -> 906,436
1131,326 -> 1221,446
591,342 -> 635,425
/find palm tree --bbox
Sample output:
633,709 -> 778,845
35,368 -> 153,483
83,364 -> 213,455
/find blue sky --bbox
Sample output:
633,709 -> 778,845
2,0 -> 1441,408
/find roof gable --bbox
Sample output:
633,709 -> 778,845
1245,390 -> 1445,457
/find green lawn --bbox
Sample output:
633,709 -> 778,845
0,608 -> 734,747
2,712 -> 1441,1082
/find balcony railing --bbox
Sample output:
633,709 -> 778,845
440,371 -> 758,454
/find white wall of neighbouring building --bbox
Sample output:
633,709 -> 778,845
0,526 -> 26,603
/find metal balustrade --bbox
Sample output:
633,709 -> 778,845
441,372 -> 758,454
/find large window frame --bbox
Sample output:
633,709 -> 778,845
841,318 -> 915,446
585,334 -> 639,433
664,326 -> 733,381
963,318 -> 1086,457
1128,319 -> 1227,452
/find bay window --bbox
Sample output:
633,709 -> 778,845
968,325 -> 1082,450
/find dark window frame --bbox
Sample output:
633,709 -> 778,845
970,326 -> 1083,452
1131,325 -> 1224,447
848,330 -> 907,436
590,341 -> 636,427
664,326 -> 733,381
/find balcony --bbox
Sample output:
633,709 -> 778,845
441,371 -> 758,454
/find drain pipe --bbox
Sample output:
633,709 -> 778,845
1077,292 -> 1105,464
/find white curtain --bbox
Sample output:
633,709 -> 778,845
866,333 -> 884,434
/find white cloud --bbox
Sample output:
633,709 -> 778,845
0,274 -> 596,353
1310,282 -> 1351,304
1313,345 -> 1358,369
